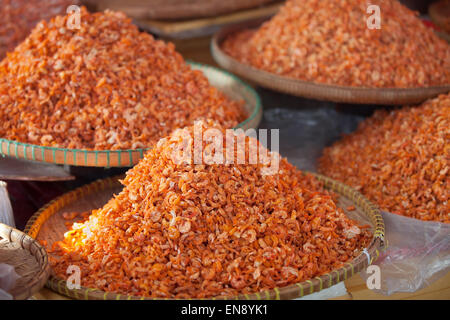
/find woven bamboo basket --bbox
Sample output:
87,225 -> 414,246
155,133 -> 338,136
84,0 -> 279,20
211,18 -> 450,105
25,174 -> 385,300
0,223 -> 50,300
0,62 -> 262,168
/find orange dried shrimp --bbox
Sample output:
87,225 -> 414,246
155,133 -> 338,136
0,0 -> 77,58
0,7 -> 245,150
50,121 -> 371,298
319,93 -> 450,223
222,0 -> 450,88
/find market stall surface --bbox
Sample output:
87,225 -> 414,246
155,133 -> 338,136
32,272 -> 450,300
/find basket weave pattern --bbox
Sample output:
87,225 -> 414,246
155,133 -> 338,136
0,223 -> 50,299
25,174 -> 385,300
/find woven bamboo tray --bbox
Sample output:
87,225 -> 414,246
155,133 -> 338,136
211,18 -> 450,105
134,2 -> 282,39
0,223 -> 50,300
0,62 -> 262,168
25,174 -> 385,300
84,0 -> 279,21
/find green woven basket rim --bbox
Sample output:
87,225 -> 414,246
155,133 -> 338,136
24,173 -> 385,300
0,61 -> 262,167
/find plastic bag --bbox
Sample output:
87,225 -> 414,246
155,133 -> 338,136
0,181 -> 15,227
360,211 -> 450,295
0,263 -> 20,300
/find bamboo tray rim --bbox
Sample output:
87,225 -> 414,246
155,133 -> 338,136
211,17 -> 450,105
0,223 -> 51,300
0,61 -> 262,168
87,0 -> 280,21
24,173 -> 385,300
134,2 -> 283,39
